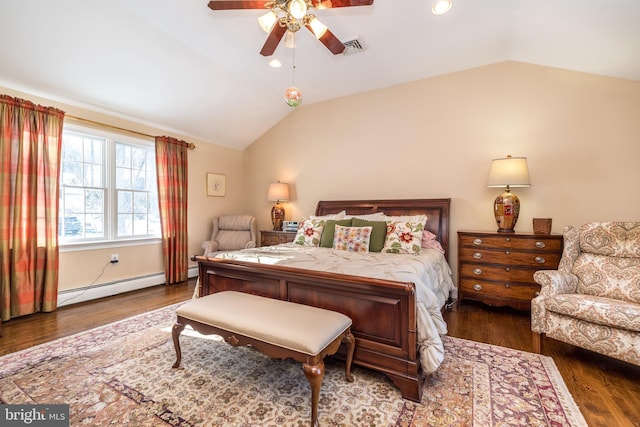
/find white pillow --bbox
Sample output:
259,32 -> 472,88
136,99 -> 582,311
345,212 -> 386,221
309,210 -> 346,221
383,214 -> 427,225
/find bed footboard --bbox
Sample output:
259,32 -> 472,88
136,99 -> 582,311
195,256 -> 424,402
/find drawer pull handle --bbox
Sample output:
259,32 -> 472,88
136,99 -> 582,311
535,256 -> 546,264
473,252 -> 482,259
473,284 -> 482,291
473,268 -> 482,275
505,267 -> 510,272
505,250 -> 511,255
473,238 -> 483,245
505,237 -> 511,242
505,284 -> 510,288
535,241 -> 546,249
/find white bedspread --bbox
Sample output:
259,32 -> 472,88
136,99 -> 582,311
214,243 -> 455,373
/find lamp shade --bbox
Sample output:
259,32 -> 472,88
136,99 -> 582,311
258,11 -> 277,33
487,156 -> 531,188
267,182 -> 289,202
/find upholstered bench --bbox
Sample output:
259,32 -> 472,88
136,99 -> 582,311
171,291 -> 355,427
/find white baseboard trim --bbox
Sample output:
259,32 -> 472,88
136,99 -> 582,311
57,266 -> 199,308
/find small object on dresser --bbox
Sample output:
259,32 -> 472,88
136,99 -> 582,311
282,221 -> 299,232
533,218 -> 552,235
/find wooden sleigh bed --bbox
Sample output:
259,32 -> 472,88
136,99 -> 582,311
194,198 -> 451,402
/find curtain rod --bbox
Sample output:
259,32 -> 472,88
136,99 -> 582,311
65,114 -> 196,150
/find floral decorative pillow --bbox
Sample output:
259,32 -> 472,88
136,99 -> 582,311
293,218 -> 325,246
332,225 -> 372,253
382,217 -> 426,254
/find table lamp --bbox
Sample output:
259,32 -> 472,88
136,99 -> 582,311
267,181 -> 289,231
486,155 -> 530,233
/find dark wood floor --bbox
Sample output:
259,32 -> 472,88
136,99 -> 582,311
1,280 -> 639,427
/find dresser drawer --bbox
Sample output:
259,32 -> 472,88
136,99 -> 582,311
459,248 -> 561,268
262,234 -> 285,245
459,262 -> 537,283
459,278 -> 540,301
260,231 -> 296,246
459,234 -> 563,252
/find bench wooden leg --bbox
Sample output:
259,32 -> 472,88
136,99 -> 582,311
303,360 -> 325,427
343,332 -> 355,382
171,323 -> 186,368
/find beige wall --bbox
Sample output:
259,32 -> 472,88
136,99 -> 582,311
1,85 -> 245,291
243,61 -> 640,279
3,60 -> 639,293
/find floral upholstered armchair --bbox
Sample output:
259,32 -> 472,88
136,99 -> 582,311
531,222 -> 640,366
201,214 -> 257,256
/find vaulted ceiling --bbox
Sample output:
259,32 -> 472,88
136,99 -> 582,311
1,0 -> 638,150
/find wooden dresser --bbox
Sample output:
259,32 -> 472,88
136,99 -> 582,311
457,230 -> 563,310
260,230 -> 297,247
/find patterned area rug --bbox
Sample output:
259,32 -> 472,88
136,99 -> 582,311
0,302 -> 587,426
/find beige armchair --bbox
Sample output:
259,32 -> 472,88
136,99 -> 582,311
531,222 -> 640,366
202,214 -> 257,256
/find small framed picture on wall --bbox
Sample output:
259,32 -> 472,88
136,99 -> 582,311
206,173 -> 226,197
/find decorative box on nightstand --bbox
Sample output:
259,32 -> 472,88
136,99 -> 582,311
260,230 -> 297,247
457,230 -> 563,311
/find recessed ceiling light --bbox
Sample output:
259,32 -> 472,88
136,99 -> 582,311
432,0 -> 452,15
269,59 -> 282,68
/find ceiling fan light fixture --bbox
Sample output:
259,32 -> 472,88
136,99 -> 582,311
288,0 -> 308,20
307,16 -> 328,39
432,0 -> 452,15
284,30 -> 296,48
258,11 -> 278,33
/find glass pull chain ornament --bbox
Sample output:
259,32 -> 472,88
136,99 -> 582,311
284,35 -> 302,107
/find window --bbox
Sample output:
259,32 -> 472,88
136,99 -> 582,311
59,124 -> 161,244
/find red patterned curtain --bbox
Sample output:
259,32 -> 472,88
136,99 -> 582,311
0,95 -> 65,321
155,136 -> 189,285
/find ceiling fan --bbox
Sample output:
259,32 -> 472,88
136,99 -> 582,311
207,0 -> 374,56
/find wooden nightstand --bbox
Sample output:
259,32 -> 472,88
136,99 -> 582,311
260,230 -> 297,247
457,230 -> 563,310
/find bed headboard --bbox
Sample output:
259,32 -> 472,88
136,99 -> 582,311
315,198 -> 451,260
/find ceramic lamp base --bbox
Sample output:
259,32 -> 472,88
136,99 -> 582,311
494,189 -> 520,233
271,203 -> 285,231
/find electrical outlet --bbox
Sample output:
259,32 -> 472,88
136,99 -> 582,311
110,254 -> 119,263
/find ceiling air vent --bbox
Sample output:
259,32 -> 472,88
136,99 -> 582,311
342,38 -> 365,55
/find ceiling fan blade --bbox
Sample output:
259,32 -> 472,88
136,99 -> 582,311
207,1 -> 271,10
305,25 -> 345,55
260,24 -> 287,56
311,0 -> 373,9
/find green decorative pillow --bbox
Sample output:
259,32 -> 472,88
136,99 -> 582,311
320,219 -> 352,248
332,225 -> 372,253
351,218 -> 387,252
